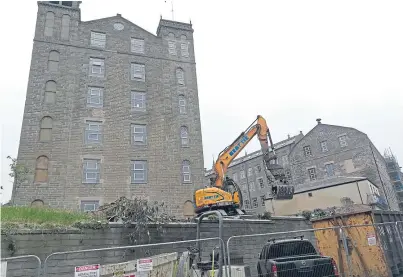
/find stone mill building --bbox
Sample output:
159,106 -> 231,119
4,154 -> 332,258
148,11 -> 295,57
12,1 -> 205,217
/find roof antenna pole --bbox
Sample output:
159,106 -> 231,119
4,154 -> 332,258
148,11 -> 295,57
171,0 -> 174,20
164,0 -> 174,20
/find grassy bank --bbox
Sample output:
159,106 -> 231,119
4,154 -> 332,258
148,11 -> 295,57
1,206 -> 94,228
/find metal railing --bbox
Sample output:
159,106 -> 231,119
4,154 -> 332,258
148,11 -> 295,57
1,255 -> 41,277
43,237 -> 226,277
5,221 -> 403,277
225,221 -> 403,277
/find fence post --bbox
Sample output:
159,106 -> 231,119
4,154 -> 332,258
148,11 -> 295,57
340,227 -> 353,277
395,222 -> 403,250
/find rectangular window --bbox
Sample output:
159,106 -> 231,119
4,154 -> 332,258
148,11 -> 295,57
252,197 -> 258,208
85,121 -> 102,144
131,160 -> 147,184
177,70 -> 185,85
168,41 -> 176,55
240,170 -> 245,179
308,168 -> 317,181
87,87 -> 103,107
320,141 -> 328,152
180,127 -> 189,146
80,200 -> 100,212
232,173 -> 238,182
282,155 -> 289,165
131,38 -> 144,54
285,169 -> 292,181
257,177 -> 264,189
244,200 -> 250,209
89,58 -> 105,77
83,159 -> 100,184
131,124 -> 147,145
241,183 -> 247,192
269,159 -> 278,165
248,168 -> 253,177
339,135 -> 348,147
325,163 -> 335,177
183,163 -> 191,183
181,42 -> 189,57
303,146 -> 312,157
260,195 -> 265,206
90,31 -> 106,48
131,63 -> 145,82
179,98 -> 186,114
131,91 -> 146,111
249,181 -> 255,191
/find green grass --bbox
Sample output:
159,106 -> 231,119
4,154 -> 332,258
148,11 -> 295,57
1,206 -> 93,227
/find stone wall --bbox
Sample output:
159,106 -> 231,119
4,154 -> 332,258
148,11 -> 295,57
14,2 -> 204,218
1,217 -> 313,276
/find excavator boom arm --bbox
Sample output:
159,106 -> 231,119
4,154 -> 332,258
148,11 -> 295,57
213,115 -> 275,188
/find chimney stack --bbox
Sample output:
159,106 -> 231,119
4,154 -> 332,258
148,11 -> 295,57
316,118 -> 322,124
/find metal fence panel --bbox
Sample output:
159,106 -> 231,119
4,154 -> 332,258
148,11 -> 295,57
226,226 -> 342,277
1,255 -> 41,277
340,222 -> 403,277
43,237 -> 226,277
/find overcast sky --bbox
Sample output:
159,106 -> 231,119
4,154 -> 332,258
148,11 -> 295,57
1,0 -> 402,203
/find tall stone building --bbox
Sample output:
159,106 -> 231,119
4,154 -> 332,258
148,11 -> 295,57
204,133 -> 304,214
12,1 -> 204,217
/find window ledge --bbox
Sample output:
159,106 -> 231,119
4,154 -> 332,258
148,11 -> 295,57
132,144 -> 148,148
87,106 -> 104,109
82,182 -> 100,185
131,109 -> 147,113
34,182 -> 48,186
131,182 -> 147,185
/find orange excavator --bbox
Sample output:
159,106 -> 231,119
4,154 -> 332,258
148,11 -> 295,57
194,115 -> 292,217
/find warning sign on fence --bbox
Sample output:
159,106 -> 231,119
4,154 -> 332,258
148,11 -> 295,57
367,233 -> 377,246
137,258 -> 153,272
75,264 -> 100,277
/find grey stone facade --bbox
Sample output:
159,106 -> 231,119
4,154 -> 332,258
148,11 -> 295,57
12,2 -> 204,217
205,133 -> 304,214
205,119 -> 400,213
289,119 -> 399,211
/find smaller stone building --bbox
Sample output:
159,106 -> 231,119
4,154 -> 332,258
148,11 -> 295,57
289,119 -> 399,211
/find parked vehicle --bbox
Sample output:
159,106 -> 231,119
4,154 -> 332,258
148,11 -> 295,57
257,237 -> 339,277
